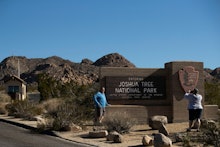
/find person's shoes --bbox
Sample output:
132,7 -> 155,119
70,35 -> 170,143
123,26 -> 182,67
196,129 -> 200,132
187,128 -> 191,132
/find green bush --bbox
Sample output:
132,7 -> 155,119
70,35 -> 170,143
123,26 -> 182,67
37,73 -> 61,100
103,112 -> 137,134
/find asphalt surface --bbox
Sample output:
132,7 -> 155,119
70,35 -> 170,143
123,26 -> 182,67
0,115 -> 96,147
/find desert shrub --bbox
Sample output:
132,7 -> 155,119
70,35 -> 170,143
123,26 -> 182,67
201,120 -> 220,146
52,102 -> 79,131
5,100 -> 43,120
180,119 -> 220,146
68,94 -> 95,122
36,99 -> 63,131
182,133 -> 191,147
103,112 -> 137,134
0,103 -> 8,114
37,101 -> 77,131
205,82 -> 220,107
36,80 -> 98,131
0,91 -> 11,102
58,82 -> 97,123
36,115 -> 54,133
50,98 -> 93,131
38,98 -> 92,131
40,98 -> 63,116
0,92 -> 11,114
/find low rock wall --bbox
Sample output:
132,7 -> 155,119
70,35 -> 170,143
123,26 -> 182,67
105,105 -> 172,124
204,105 -> 219,121
105,104 -> 219,124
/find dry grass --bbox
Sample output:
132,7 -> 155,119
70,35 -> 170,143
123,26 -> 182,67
0,91 -> 11,114
39,98 -> 63,114
0,91 -> 11,102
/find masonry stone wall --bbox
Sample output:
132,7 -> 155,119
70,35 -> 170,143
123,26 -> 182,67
165,61 -> 204,122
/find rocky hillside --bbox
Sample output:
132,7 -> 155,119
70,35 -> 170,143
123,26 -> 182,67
0,53 -> 135,85
204,68 -> 220,82
93,53 -> 135,67
0,53 -> 219,86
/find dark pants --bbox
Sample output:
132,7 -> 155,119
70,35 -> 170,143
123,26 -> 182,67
95,107 -> 105,122
188,109 -> 202,121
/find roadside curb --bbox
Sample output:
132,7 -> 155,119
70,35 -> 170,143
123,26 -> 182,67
0,115 -> 98,147
0,117 -> 36,131
0,116 -> 58,137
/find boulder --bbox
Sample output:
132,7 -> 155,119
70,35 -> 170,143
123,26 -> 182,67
70,124 -> 82,132
207,120 -> 218,130
106,131 -> 120,141
113,134 -> 124,143
106,131 -> 124,143
202,119 -> 218,130
35,115 -> 51,127
142,135 -> 153,146
149,115 -> 168,130
154,133 -> 172,147
89,130 -> 108,138
158,123 -> 169,136
35,115 -> 46,122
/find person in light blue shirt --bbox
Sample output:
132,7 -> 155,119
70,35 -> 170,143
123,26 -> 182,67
184,88 -> 203,132
93,87 -> 110,124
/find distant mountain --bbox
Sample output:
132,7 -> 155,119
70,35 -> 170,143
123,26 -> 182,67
0,53 -> 219,86
204,68 -> 220,83
0,53 -> 135,85
93,53 -> 135,67
211,68 -> 220,79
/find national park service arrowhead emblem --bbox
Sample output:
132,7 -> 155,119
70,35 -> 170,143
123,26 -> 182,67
179,66 -> 199,92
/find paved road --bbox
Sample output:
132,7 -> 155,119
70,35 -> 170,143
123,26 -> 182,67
0,121 -> 94,147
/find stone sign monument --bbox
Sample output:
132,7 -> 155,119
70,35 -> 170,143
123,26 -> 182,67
100,61 -> 206,124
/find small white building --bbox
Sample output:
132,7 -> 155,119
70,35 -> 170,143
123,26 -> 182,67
4,75 -> 27,101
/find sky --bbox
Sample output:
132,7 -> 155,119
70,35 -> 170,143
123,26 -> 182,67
0,0 -> 220,69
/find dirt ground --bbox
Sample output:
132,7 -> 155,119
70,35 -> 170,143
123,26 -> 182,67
0,115 -> 212,146
66,122 -> 199,147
